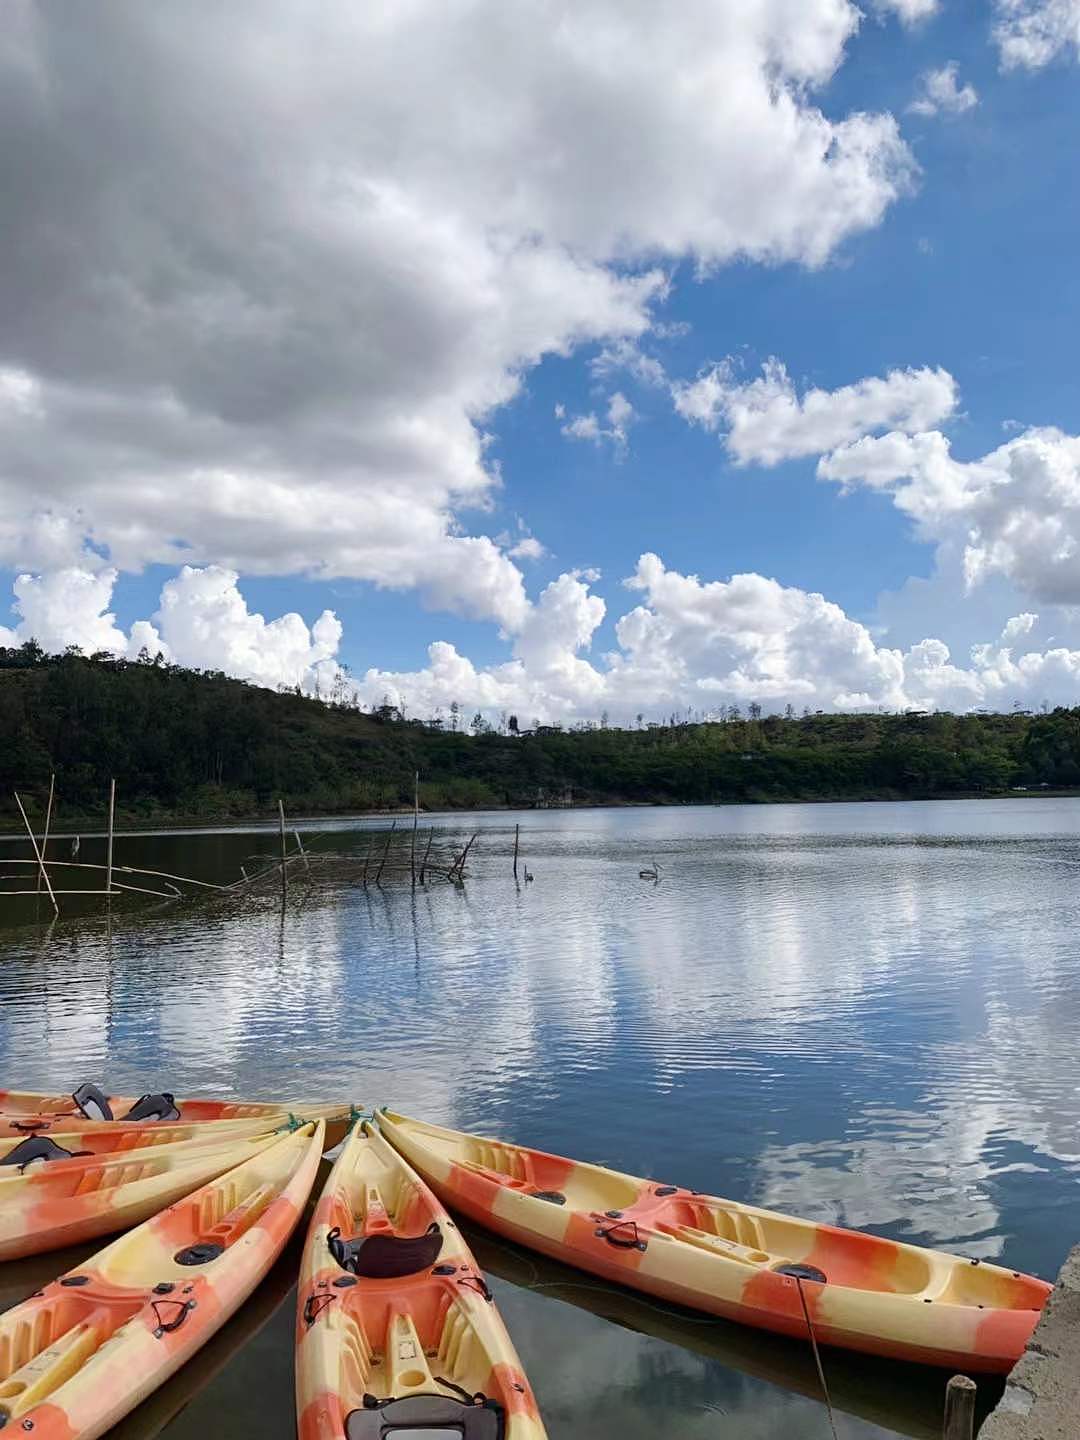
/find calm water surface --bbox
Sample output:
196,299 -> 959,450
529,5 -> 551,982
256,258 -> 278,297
2,799 -> 1079,1438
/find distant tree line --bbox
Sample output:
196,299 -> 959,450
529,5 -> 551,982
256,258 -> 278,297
2,640 -> 1079,825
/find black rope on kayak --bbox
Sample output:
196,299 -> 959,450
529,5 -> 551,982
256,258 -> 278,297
795,1276 -> 839,1440
433,1377 -> 487,1406
303,1291 -> 337,1327
457,1273 -> 493,1302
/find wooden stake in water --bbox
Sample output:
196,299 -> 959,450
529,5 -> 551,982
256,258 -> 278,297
942,1376 -> 976,1440
419,826 -> 434,884
294,829 -> 310,872
36,773 -> 55,899
278,798 -> 288,902
375,820 -> 396,887
105,778 -> 116,910
411,770 -> 419,890
513,822 -> 519,881
14,791 -> 59,918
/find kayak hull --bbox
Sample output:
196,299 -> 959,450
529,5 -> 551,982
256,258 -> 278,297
0,1088 -> 351,1138
377,1110 -> 1049,1375
0,1130 -> 286,1260
0,1122 -> 323,1440
296,1120 -> 546,1440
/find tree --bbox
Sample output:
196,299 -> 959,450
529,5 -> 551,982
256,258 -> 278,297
748,701 -> 762,721
449,700 -> 460,732
784,703 -> 796,721
508,714 -> 519,734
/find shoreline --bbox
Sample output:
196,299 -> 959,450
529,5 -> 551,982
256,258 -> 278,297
3,787 -> 1080,842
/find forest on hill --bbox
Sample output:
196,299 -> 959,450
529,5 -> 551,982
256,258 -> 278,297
2,641 -> 1080,826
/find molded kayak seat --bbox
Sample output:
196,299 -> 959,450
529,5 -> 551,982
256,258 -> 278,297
123,1092 -> 181,1122
346,1394 -> 504,1439
328,1221 -> 443,1278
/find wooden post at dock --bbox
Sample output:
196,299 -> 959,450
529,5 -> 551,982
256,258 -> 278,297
943,1375 -> 976,1440
14,791 -> 59,918
278,799 -> 288,903
105,778 -> 116,910
513,822 -> 519,881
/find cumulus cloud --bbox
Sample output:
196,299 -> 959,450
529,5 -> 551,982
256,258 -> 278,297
353,553 -> 1080,722
994,1 -> 1080,69
559,392 -> 636,456
909,63 -> 979,116
0,1 -> 913,636
819,426 -> 1080,605
673,359 -> 957,465
872,0 -> 940,22
0,565 -> 343,694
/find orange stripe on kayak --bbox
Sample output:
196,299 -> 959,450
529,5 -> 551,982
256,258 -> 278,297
803,1225 -> 904,1290
7,1402 -> 77,1440
298,1391 -> 347,1440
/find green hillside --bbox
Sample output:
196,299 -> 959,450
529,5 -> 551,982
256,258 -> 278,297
2,642 -> 1079,826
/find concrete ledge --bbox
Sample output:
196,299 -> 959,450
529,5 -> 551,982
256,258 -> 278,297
980,1245 -> 1080,1439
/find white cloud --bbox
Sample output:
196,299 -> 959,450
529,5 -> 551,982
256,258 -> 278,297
673,358 -> 958,465
560,391 -> 636,456
352,553 -> 1080,722
1002,612 -> 1038,643
994,1 -> 1080,69
10,554 -> 1080,721
0,568 -> 153,659
155,566 -> 343,692
591,339 -> 669,389
872,0 -> 940,22
508,536 -> 547,561
909,62 -> 979,116
819,425 -> 1080,605
0,565 -> 343,694
0,2 -> 914,636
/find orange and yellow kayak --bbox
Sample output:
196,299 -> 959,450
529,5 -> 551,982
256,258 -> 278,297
296,1120 -> 546,1439
0,1126 -> 290,1260
0,1114 -> 296,1167
377,1110 -> 1051,1374
0,1083 -> 348,1136
0,1120 -> 324,1439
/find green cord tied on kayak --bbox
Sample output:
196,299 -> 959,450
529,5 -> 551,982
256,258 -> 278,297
346,1103 -> 374,1133
274,1112 -> 306,1133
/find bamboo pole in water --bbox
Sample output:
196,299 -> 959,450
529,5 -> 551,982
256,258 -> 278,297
375,820 -> 396,888
513,822 -> 519,881
294,829 -> 310,873
14,791 -> 59,918
411,771 -> 419,890
942,1376 -> 976,1440
450,831 -> 478,882
105,779 -> 116,909
419,826 -> 434,884
0,859 -> 225,890
278,799 -> 288,903
36,774 -> 55,899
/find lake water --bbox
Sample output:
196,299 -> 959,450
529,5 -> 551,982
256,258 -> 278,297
2,798 -> 1079,1438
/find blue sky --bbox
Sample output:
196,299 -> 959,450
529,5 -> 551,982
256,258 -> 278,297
3,2 -> 1080,720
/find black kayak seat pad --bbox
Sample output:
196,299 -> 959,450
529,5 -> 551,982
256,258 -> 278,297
345,1394 -> 504,1439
